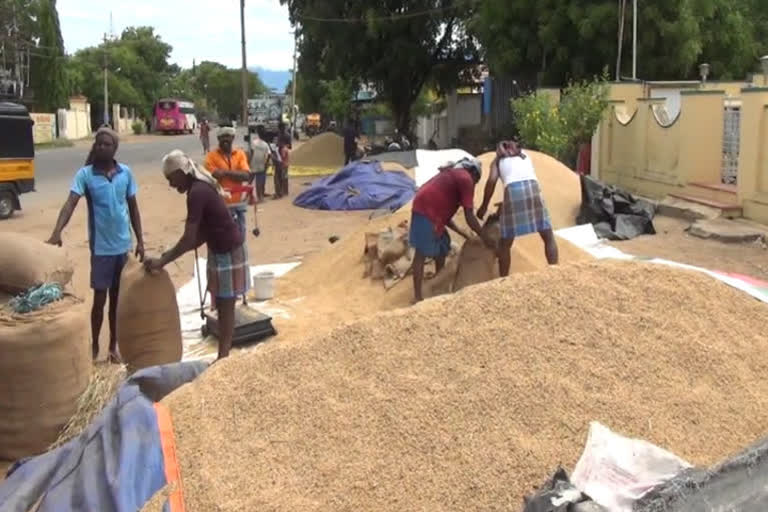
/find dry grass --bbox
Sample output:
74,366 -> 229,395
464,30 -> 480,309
49,364 -> 127,450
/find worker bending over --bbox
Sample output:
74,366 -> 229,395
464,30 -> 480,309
145,150 -> 249,360
477,140 -> 558,276
409,158 -> 495,303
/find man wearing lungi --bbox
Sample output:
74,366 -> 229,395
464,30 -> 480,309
477,140 -> 559,276
145,150 -> 249,360
409,157 -> 495,303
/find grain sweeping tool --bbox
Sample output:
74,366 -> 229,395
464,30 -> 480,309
196,184 -> 277,346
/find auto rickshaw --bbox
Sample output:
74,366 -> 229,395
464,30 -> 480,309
0,102 -> 34,219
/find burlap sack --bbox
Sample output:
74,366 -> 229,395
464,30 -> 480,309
117,258 -> 182,373
0,232 -> 73,294
0,296 -> 91,460
451,216 -> 501,293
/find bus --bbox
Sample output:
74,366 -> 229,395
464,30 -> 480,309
153,99 -> 197,134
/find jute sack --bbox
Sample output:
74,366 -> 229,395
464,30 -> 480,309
117,258 -> 182,373
0,296 -> 90,460
451,214 -> 501,293
0,232 -> 74,294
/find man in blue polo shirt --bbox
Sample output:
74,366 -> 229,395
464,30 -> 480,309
47,127 -> 145,363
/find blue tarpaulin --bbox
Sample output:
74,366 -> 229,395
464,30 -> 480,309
0,362 -> 208,512
293,161 -> 416,211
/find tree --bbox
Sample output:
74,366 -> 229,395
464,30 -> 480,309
31,0 -> 68,111
283,0 -> 479,135
67,27 -> 174,118
190,60 -> 267,121
472,0 -> 768,85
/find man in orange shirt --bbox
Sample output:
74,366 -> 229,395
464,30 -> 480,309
204,125 -> 251,241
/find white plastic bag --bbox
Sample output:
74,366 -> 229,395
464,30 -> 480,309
570,422 -> 691,512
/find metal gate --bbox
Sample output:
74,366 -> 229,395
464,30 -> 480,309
722,105 -> 740,185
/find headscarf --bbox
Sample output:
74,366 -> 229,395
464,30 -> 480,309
454,157 -> 482,183
84,126 -> 120,166
162,149 -> 229,197
216,125 -> 236,138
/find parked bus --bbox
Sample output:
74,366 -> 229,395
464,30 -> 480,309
153,99 -> 197,134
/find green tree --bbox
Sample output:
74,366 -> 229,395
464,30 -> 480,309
283,0 -> 479,135
67,26 -> 173,118
32,0 -> 69,111
190,61 -> 267,121
473,0 -> 767,84
511,74 -> 609,164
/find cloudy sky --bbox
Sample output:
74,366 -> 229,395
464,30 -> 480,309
58,0 -> 294,71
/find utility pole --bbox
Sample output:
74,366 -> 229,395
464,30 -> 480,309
616,0 -> 626,81
632,0 -> 637,80
240,0 -> 248,127
103,33 -> 109,127
290,29 -> 298,136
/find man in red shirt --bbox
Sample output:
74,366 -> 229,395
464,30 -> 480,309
409,157 -> 495,302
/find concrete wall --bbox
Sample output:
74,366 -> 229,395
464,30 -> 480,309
30,113 -> 56,144
446,91 -> 482,143
596,90 -> 725,199
113,104 -> 141,134
738,88 -> 768,222
58,96 -> 92,140
415,112 -> 448,148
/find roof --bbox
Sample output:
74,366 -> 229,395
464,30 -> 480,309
0,102 -> 29,117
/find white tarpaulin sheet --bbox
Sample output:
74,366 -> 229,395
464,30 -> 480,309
177,258 -> 301,361
555,224 -> 768,304
414,149 -> 475,187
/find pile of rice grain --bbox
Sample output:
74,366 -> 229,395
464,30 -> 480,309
291,132 -> 345,168
272,150 -> 590,342
165,260 -> 768,511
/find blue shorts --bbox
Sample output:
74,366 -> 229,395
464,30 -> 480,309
253,172 -> 267,186
409,212 -> 451,259
91,253 -> 128,291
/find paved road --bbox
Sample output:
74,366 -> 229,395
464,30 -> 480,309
28,133 -> 205,208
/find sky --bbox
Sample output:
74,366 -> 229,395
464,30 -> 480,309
58,0 -> 294,71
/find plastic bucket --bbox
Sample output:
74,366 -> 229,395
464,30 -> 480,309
252,271 -> 275,301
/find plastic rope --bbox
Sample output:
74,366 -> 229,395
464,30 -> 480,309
8,283 -> 63,314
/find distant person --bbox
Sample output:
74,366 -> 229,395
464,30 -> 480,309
248,126 -> 270,202
343,119 -> 357,165
268,135 -> 284,199
409,158 -> 494,303
477,140 -> 558,276
199,119 -> 211,154
46,127 -> 145,362
145,150 -> 248,360
278,134 -> 291,197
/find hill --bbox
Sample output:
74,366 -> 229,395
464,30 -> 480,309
250,66 -> 291,93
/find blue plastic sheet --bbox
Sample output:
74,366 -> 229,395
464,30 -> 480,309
0,361 -> 208,512
293,161 -> 416,211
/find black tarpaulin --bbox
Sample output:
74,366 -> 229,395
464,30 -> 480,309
576,175 -> 656,241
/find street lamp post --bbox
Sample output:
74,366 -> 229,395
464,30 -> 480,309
240,0 -> 248,127
632,0 -> 637,80
103,33 -> 109,127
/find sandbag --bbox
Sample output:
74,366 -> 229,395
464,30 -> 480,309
0,296 -> 91,461
0,232 -> 73,294
117,259 -> 182,373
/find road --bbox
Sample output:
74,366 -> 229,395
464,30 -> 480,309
27,132 -> 218,208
